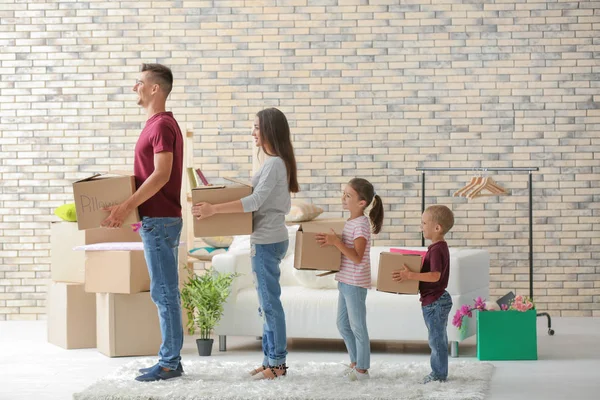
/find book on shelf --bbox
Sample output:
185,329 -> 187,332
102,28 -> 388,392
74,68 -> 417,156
186,167 -> 199,189
195,168 -> 209,186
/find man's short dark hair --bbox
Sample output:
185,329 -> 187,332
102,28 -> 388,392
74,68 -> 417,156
141,63 -> 173,96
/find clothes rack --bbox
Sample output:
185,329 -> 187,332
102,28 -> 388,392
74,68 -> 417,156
416,167 -> 554,335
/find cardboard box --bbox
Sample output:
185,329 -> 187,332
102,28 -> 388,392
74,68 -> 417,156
294,218 -> 346,271
96,292 -> 161,357
191,182 -> 253,237
376,252 -> 423,294
51,222 -> 142,283
85,250 -> 150,294
72,173 -> 140,230
47,282 -> 96,349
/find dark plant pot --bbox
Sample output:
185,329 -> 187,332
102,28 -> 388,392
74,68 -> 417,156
196,338 -> 214,356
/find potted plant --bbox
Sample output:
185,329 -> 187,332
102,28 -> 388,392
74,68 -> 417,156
453,295 -> 537,361
181,266 -> 237,356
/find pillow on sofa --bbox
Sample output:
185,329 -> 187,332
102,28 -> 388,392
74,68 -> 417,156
229,225 -> 299,259
203,236 -> 233,248
292,268 -> 338,290
54,203 -> 77,222
285,201 -> 323,222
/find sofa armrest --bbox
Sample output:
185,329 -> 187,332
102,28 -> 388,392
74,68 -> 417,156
212,249 -> 254,296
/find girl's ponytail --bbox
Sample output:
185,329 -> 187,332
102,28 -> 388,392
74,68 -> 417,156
369,194 -> 384,234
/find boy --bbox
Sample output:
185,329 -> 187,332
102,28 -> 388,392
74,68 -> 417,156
392,205 -> 454,383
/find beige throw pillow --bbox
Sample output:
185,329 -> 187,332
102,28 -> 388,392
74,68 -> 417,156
285,201 -> 324,222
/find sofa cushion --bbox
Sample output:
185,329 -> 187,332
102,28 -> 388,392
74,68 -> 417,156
292,268 -> 338,289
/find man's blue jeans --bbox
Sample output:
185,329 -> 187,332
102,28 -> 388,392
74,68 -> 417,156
337,282 -> 370,370
251,240 -> 289,367
139,217 -> 183,371
422,291 -> 453,380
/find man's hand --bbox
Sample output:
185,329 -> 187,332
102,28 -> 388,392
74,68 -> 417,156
192,202 -> 215,220
315,229 -> 340,247
101,203 -> 133,229
391,264 -> 412,282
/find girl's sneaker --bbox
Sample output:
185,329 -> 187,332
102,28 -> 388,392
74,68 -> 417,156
348,369 -> 370,382
339,363 -> 354,377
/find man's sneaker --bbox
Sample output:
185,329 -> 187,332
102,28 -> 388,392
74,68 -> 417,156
348,369 -> 370,382
135,364 -> 182,382
139,362 -> 184,374
422,373 -> 446,384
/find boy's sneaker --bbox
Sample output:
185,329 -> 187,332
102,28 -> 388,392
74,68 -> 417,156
139,362 -> 184,374
422,373 -> 446,384
348,369 -> 370,382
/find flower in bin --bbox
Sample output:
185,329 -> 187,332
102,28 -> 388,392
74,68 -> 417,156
474,296 -> 486,310
131,222 -> 142,233
460,304 -> 473,318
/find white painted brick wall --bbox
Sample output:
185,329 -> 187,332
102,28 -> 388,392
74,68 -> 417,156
1,0 -> 599,319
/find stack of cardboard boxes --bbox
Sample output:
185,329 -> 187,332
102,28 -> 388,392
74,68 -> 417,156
47,173 -> 162,356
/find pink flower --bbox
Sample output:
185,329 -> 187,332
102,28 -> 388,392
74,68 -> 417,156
460,304 -> 473,318
501,304 -> 508,311
452,311 -> 464,328
474,296 -> 486,311
131,222 -> 142,233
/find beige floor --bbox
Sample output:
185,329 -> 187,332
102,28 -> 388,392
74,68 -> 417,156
1,317 -> 599,400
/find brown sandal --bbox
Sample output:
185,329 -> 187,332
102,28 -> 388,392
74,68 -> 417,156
249,365 -> 267,376
251,364 -> 288,380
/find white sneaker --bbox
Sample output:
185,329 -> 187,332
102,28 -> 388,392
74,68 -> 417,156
339,363 -> 354,377
348,369 -> 370,382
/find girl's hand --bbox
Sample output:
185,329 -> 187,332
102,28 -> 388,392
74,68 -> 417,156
192,202 -> 215,220
391,264 -> 412,282
315,229 -> 340,247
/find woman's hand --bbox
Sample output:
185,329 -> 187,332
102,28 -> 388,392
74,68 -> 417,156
192,202 -> 216,220
315,229 -> 341,247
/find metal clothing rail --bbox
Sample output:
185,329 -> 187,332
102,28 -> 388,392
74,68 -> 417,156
416,166 -> 554,335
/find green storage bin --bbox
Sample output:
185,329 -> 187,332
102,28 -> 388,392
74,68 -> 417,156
477,309 -> 537,361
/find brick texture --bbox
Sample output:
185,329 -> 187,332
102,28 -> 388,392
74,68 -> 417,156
1,0 -> 599,319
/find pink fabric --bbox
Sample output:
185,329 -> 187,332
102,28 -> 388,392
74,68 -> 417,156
390,248 -> 427,258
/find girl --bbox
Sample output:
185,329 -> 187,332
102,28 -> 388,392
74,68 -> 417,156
192,108 -> 299,380
316,178 -> 383,381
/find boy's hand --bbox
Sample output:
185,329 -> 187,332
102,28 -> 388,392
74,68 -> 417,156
392,264 -> 412,282
315,229 -> 340,247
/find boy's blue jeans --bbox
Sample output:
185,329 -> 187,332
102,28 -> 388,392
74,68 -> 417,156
139,217 -> 183,371
251,240 -> 289,367
422,291 -> 453,380
337,282 -> 370,370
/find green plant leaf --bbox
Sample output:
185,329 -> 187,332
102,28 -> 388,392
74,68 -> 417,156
181,267 -> 238,340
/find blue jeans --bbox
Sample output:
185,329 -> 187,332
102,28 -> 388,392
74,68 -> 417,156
422,291 -> 453,380
139,216 -> 183,371
337,282 -> 370,370
251,240 -> 289,367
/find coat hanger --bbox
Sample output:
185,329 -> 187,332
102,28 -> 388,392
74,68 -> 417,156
453,171 -> 482,197
467,172 -> 508,199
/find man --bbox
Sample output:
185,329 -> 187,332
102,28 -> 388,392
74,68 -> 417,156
102,63 -> 184,382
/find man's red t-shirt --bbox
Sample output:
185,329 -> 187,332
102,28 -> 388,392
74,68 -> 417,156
134,112 -> 183,218
418,241 -> 450,306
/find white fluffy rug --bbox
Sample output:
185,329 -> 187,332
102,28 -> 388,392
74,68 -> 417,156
74,359 -> 494,400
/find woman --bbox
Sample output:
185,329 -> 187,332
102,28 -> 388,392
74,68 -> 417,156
192,108 -> 299,379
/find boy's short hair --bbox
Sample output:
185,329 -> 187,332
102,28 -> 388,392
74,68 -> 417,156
426,205 -> 454,235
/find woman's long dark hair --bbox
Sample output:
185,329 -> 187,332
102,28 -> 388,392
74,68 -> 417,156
348,177 -> 384,234
256,108 -> 299,193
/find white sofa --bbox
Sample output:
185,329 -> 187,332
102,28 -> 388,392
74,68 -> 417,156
212,227 -> 489,357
